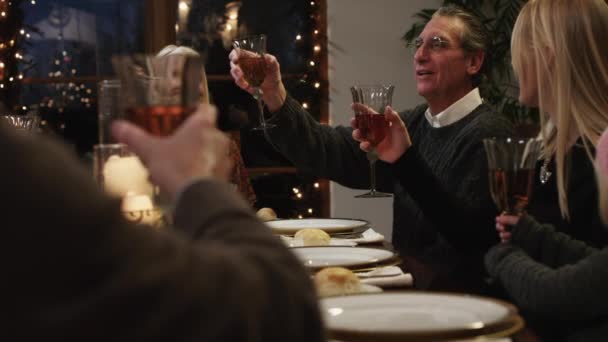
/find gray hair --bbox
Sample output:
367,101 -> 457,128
433,5 -> 490,87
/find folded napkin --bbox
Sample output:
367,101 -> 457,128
356,266 -> 413,288
348,228 -> 385,244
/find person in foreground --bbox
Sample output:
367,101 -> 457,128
482,0 -> 608,340
1,105 -> 324,341
230,5 -> 512,292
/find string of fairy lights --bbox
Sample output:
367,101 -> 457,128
0,0 -> 93,119
0,0 -> 37,112
288,0 -> 326,218
39,49 -> 95,114
295,0 -> 325,113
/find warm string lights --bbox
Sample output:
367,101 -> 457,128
288,1 -> 326,219
38,48 -> 94,115
292,0 -> 325,111
291,182 -> 322,218
0,0 -> 37,114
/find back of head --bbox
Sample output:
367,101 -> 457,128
512,0 -> 608,218
157,44 -> 210,104
433,5 -> 490,87
157,44 -> 200,58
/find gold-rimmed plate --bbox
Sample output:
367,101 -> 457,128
321,292 -> 524,341
291,246 -> 395,270
266,218 -> 369,235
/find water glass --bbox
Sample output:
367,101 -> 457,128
98,80 -> 122,144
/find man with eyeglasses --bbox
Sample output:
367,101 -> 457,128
229,5 -> 512,294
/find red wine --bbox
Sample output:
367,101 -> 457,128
489,168 -> 535,214
127,105 -> 195,137
356,113 -> 388,146
239,57 -> 266,87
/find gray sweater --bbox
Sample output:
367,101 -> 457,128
1,121 -> 324,342
485,215 -> 608,341
266,95 -> 512,286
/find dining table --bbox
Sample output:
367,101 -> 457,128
275,217 -> 541,341
378,241 -> 542,342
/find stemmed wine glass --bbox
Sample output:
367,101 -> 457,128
483,137 -> 542,214
233,34 -> 276,130
111,53 -> 203,136
351,84 -> 394,198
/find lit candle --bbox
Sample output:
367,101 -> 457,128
122,192 -> 154,212
102,154 -> 161,226
122,192 -> 162,226
102,155 -> 154,198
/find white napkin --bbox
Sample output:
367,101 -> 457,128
356,266 -> 413,288
348,228 -> 385,244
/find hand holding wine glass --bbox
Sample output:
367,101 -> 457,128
350,84 -> 394,198
231,34 -> 277,130
111,104 -> 233,200
352,104 -> 411,164
483,137 -> 542,238
229,49 -> 286,111
495,214 -> 519,243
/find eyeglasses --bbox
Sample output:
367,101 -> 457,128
413,36 -> 451,51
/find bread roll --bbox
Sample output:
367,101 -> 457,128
314,267 -> 362,297
256,207 -> 277,221
294,228 -> 331,246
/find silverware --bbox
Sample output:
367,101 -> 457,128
354,268 -> 402,278
331,232 -> 364,239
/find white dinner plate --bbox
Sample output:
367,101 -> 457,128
281,236 -> 358,247
321,292 -> 524,341
292,246 -> 395,269
266,218 -> 369,235
360,284 -> 383,294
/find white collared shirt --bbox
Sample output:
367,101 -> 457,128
424,88 -> 483,128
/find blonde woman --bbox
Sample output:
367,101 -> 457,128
158,45 -> 256,206
482,0 -> 608,340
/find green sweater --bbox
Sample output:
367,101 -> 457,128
485,215 -> 608,341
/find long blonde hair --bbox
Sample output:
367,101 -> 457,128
596,129 -> 608,224
511,0 -> 608,219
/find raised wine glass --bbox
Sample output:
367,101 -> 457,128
351,84 -> 394,198
233,34 -> 276,131
483,137 -> 542,214
112,53 -> 203,136
111,53 -> 202,213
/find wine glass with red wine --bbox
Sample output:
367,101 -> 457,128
233,34 -> 275,131
483,137 -> 543,214
111,53 -> 203,137
351,84 -> 394,198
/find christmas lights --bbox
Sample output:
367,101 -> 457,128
0,0 -> 37,114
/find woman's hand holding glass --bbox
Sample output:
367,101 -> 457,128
351,105 -> 412,164
495,214 -> 520,243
